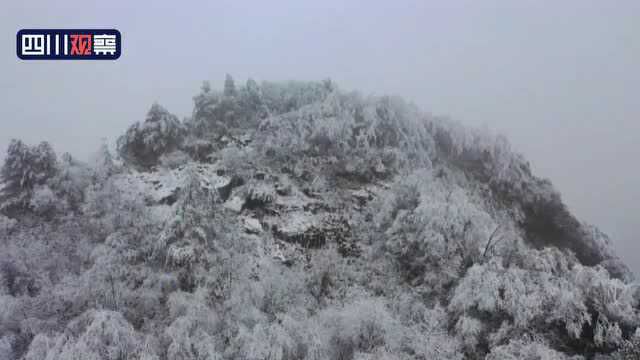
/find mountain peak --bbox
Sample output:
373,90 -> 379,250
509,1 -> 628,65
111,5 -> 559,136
0,78 -> 637,359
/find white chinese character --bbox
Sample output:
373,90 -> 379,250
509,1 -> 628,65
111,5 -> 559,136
21,34 -> 47,56
93,34 -> 116,55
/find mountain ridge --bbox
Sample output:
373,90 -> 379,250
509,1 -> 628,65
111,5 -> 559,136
0,77 -> 638,359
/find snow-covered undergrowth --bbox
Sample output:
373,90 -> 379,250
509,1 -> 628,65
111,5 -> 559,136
0,77 -> 638,360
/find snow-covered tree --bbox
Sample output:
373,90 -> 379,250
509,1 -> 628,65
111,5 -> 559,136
0,139 -> 57,215
486,338 -> 582,360
223,73 -> 237,97
117,103 -> 186,168
23,310 -> 142,360
89,140 -> 118,183
375,170 -> 497,292
257,91 -> 433,181
614,328 -> 640,359
154,166 -> 217,273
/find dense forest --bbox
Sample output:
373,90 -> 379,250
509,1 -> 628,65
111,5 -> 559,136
1,76 -> 638,359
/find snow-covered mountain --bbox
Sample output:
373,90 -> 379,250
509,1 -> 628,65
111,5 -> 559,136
0,77 -> 638,359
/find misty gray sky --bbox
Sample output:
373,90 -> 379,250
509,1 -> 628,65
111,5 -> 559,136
1,1 -> 638,274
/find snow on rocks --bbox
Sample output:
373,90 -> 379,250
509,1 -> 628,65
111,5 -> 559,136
268,210 -> 355,252
241,216 -> 263,234
351,188 -> 374,207
270,239 -> 299,267
131,164 -> 231,205
224,196 -> 245,213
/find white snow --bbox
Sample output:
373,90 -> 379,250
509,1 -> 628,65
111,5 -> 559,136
224,196 -> 244,213
241,216 -> 263,234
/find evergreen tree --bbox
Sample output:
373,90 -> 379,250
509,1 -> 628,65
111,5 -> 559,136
0,139 -> 57,214
223,73 -> 236,97
117,103 -> 186,168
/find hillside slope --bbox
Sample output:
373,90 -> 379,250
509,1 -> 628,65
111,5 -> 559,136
0,77 -> 638,360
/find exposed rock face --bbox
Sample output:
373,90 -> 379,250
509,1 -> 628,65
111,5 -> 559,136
272,221 -> 327,248
216,175 -> 244,201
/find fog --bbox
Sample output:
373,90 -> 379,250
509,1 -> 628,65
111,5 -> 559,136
1,1 -> 638,274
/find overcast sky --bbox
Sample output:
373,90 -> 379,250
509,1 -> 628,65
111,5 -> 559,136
1,1 -> 638,274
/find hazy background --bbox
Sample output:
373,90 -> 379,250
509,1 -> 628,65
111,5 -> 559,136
1,1 -> 638,274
